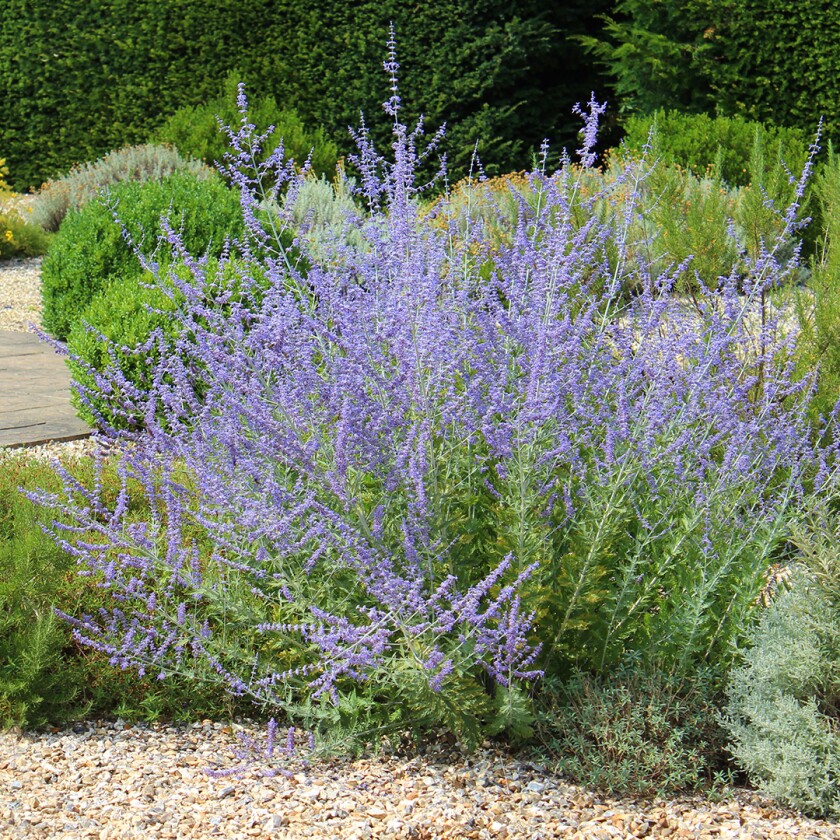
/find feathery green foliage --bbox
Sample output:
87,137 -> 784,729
0,457 -> 87,727
0,451 -> 264,728
796,149 -> 840,423
723,568 -> 840,818
581,0 -> 840,144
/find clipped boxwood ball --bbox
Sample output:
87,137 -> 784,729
67,258 -> 272,431
41,170 -> 244,341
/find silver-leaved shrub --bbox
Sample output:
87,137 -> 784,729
724,569 -> 840,817
35,45 -> 840,750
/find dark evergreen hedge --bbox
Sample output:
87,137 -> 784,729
583,0 -> 840,142
0,0 -> 608,191
718,0 -> 840,139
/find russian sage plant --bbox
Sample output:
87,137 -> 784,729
36,45 -> 839,747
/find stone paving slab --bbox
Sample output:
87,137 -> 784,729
0,330 -> 91,448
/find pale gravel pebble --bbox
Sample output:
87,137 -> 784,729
1,722 -> 838,840
0,436 -> 99,462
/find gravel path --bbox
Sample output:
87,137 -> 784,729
2,721 -> 839,840
0,255 -> 43,333
1,256 -> 839,838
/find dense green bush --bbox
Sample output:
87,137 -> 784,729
0,0 -> 608,190
578,0 -> 718,116
619,110 -> 810,189
40,171 -> 244,341
31,144 -> 211,232
0,451 -> 257,728
66,258 -> 276,431
538,667 -> 729,797
714,1 -> 840,144
66,272 -> 178,430
154,73 -> 339,179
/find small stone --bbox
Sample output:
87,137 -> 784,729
217,786 -> 236,800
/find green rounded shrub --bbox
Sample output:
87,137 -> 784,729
67,258 -> 274,431
66,272 -> 178,431
154,72 -> 339,180
40,171 -> 244,341
31,143 -> 212,233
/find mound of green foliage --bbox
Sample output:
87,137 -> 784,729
619,110 -> 810,189
31,144 -> 211,232
40,171 -> 243,341
796,149 -> 840,423
154,72 -> 339,179
66,257 -> 280,431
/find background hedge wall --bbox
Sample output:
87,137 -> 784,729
584,0 -> 840,142
0,0 -> 608,190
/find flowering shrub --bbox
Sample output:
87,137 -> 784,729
36,47 -> 839,750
